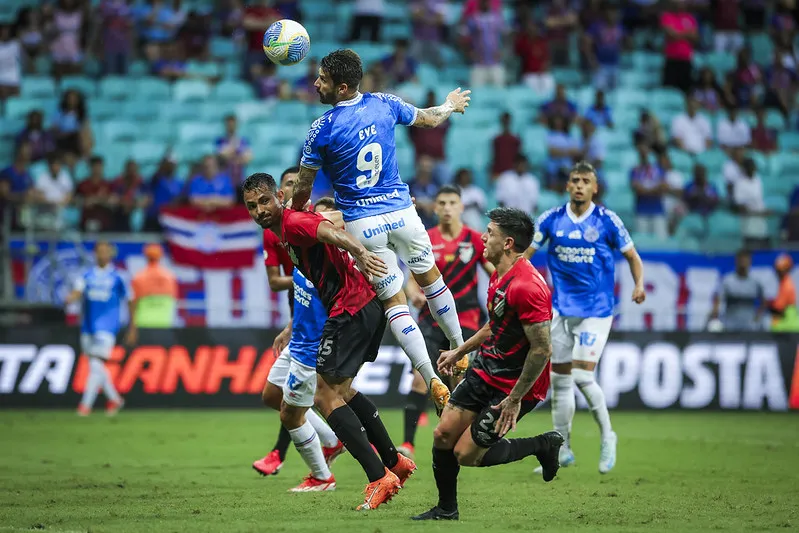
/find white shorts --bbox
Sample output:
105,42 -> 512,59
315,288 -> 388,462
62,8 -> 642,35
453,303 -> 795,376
80,332 -> 116,360
267,347 -> 317,408
345,206 -> 435,299
550,311 -> 613,365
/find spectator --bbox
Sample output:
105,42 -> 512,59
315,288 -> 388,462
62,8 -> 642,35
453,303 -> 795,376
731,157 -> 770,247
98,0 -> 134,76
712,0 -> 744,53
717,106 -> 752,152
151,41 -> 188,81
218,0 -> 243,38
16,8 -> 43,73
539,84 -> 578,127
145,156 -> 183,231
188,155 -> 235,211
241,0 -> 279,79
661,0 -> 698,93
273,0 -> 302,21
683,162 -> 719,218
408,156 -> 438,228
139,0 -> 181,47
178,10 -> 212,60
545,115 -> 582,192
112,160 -> 150,231
76,156 -> 116,232
348,0 -> 385,43
454,168 -> 486,230
583,6 -> 625,91
514,19 -> 553,95
764,51 -> 797,119
0,23 -> 21,100
34,151 -> 74,211
630,143 -> 668,238
251,61 -> 289,100
461,0 -> 500,19
16,110 -> 54,162
51,89 -> 92,166
770,0 -> 796,41
580,120 -> 605,173
751,107 -> 779,153
544,0 -> 578,67
380,39 -> 418,87
783,185 -> 799,242
692,67 -> 727,112
463,0 -> 506,88
659,152 -> 687,233
410,0 -> 446,67
583,89 -> 614,129
633,109 -> 667,154
50,0 -> 87,77
727,48 -> 763,109
580,0 -> 603,30
491,111 -> 521,178
293,58 -> 319,102
670,95 -> 712,154
0,143 -> 37,221
215,114 -> 252,191
741,0 -> 767,32
495,154 -> 540,215
409,90 -> 450,183
709,249 -> 766,331
722,146 -> 746,198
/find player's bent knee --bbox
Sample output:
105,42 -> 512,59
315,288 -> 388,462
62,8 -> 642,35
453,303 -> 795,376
412,265 -> 441,287
262,383 -> 283,410
279,403 -> 306,430
432,426 -> 458,449
571,367 -> 595,386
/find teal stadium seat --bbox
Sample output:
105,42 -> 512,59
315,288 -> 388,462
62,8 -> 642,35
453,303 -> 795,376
60,76 -> 96,97
148,121 -> 176,143
0,117 -> 25,140
667,149 -> 694,175
102,120 -> 143,142
676,213 -> 708,240
178,122 -> 224,144
198,101 -> 236,122
5,98 -> 56,120
707,211 -> 741,238
603,187 -> 634,213
128,60 -> 150,77
779,132 -> 799,151
135,78 -> 173,102
99,76 -> 135,100
610,88 -> 647,109
696,149 -> 726,175
552,68 -> 583,88
121,100 -> 160,121
650,88 -> 685,111
173,79 -> 211,102
213,80 -> 254,101
235,101 -> 276,124
186,61 -> 221,79
131,141 -> 168,166
174,142 -> 214,163
210,37 -> 238,60
272,101 -> 311,124
21,77 -> 57,99
89,99 -> 122,121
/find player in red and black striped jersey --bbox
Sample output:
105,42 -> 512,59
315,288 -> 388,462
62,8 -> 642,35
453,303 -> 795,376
244,172 -> 417,511
400,185 -> 495,459
412,208 -> 564,522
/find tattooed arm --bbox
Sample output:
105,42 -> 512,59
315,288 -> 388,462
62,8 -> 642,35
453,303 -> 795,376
412,87 -> 472,128
290,165 -> 317,212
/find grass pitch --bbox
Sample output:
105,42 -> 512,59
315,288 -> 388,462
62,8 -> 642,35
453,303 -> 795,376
1,410 -> 797,533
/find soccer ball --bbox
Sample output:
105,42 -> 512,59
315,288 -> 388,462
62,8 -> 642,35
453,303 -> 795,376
262,19 -> 310,66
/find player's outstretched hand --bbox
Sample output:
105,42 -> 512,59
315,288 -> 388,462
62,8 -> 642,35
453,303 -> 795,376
491,396 -> 521,438
632,285 -> 646,304
355,250 -> 389,282
437,348 -> 461,376
446,88 -> 471,114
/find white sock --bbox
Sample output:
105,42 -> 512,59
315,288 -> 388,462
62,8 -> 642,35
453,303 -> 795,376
386,305 -> 438,386
307,408 -> 338,448
288,420 -> 332,480
573,368 -> 613,439
80,357 -> 105,409
100,363 -> 121,403
551,372 -> 576,448
421,277 -> 464,348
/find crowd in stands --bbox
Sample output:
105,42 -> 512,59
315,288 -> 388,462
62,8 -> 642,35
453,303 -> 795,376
0,0 -> 797,250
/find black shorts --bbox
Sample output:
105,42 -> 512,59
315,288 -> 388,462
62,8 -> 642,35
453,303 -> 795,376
449,368 -> 539,417
420,321 -> 478,368
316,297 -> 386,379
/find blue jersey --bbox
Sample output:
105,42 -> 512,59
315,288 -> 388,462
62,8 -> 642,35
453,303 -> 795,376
289,269 -> 327,367
532,203 -> 634,318
300,92 -> 417,222
76,265 -> 131,335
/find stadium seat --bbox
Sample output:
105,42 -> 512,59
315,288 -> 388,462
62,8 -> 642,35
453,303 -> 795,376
121,100 -> 160,121
620,70 -> 651,89
148,121 -> 177,143
213,80 -> 254,101
210,37 -> 238,60
174,141 -> 215,163
707,210 -> 741,238
21,77 -> 57,99
272,101 -> 311,124
128,60 -> 151,77
173,79 -> 212,102
131,141 -> 168,165
198,101 -> 236,122
667,150 -> 694,175
650,88 -> 685,111
603,187 -> 634,213
133,77 -> 172,101
0,117 -> 24,141
99,76 -> 135,100
675,213 -> 708,240
178,121 -> 224,144
696,149 -> 726,175
235,101 -> 276,124
779,132 -> 799,152
4,98 -> 55,120
609,88 -> 648,109
102,120 -> 143,142
60,76 -> 97,97
552,68 -> 584,87
89,99 -> 124,121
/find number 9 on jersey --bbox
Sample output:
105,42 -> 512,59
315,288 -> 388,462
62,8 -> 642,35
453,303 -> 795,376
356,142 -> 382,189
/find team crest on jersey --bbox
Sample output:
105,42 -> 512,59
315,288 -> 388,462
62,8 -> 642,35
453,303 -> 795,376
584,226 -> 599,243
458,242 -> 474,263
534,231 -> 544,243
491,288 -> 507,318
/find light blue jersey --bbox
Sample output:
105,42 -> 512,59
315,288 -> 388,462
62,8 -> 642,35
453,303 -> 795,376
532,203 -> 634,318
289,269 -> 327,367
300,92 -> 417,222
75,265 -> 131,335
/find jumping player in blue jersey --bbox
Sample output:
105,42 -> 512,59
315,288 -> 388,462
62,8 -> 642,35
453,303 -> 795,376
525,161 -> 646,474
253,198 -> 346,492
66,241 -> 131,417
290,49 -> 472,415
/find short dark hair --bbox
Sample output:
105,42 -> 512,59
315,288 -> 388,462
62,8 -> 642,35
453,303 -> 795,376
242,172 -> 277,194
320,49 -> 363,89
46,151 -> 63,163
436,185 -> 461,198
736,248 -> 752,259
89,155 -> 104,166
570,160 -> 597,178
487,207 -> 534,253
314,196 -> 337,210
281,166 -> 300,182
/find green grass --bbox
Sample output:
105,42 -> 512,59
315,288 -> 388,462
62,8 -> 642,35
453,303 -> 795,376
1,410 -> 797,533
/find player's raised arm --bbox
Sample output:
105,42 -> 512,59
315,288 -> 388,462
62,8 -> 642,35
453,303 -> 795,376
412,88 -> 471,128
290,165 -> 318,213
623,247 -> 646,304
315,220 -> 389,280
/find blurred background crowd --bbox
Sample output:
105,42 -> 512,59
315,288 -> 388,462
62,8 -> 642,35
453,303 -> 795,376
0,0 -> 797,251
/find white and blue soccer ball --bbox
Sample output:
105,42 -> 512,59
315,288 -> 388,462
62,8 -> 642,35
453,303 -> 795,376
262,19 -> 310,66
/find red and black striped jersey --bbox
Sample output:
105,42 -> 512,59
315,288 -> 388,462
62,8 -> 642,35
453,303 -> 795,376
280,209 -> 376,317
472,259 -> 552,402
419,226 -> 488,331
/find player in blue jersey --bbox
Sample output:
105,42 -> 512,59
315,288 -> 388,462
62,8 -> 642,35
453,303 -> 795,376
66,241 -> 131,417
525,161 -> 646,474
254,198 -> 346,492
290,49 -> 472,415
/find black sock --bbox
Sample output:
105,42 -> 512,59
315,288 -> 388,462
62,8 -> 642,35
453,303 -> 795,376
478,436 -> 544,467
347,391 -> 399,469
272,425 -> 291,461
403,390 -> 428,445
327,405 -> 386,482
433,447 -> 459,512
